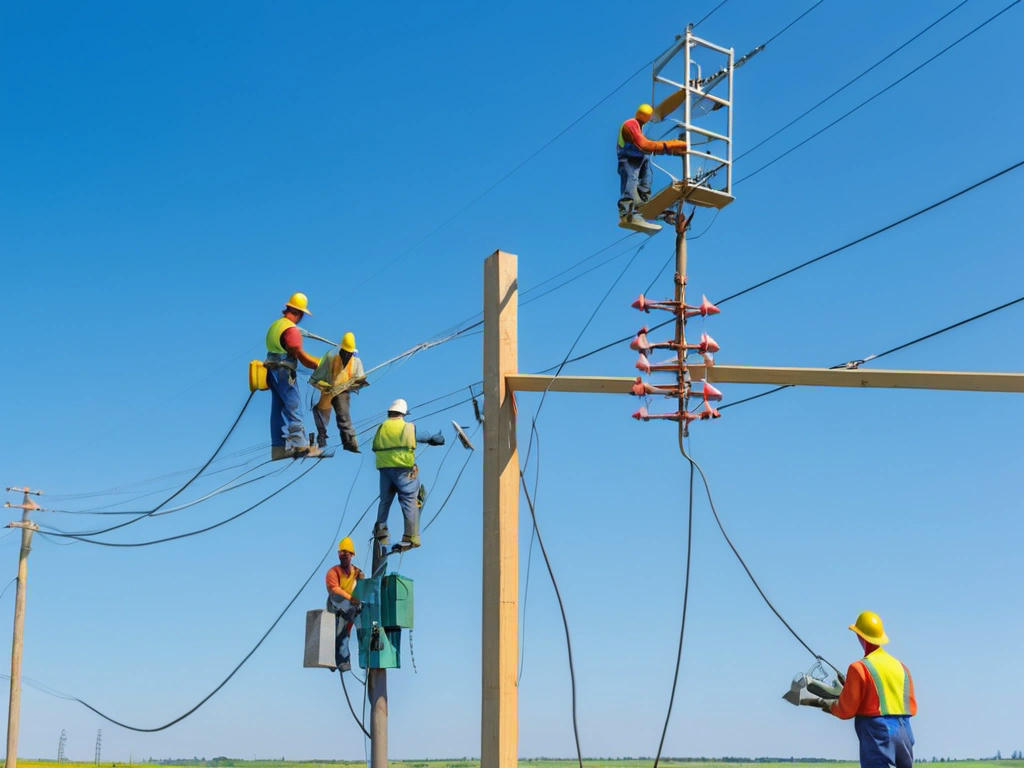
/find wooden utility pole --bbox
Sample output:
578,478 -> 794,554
481,251 -> 519,768
479,251 -> 1024,768
4,487 -> 42,768
369,539 -> 388,768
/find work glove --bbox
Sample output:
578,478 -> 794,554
427,432 -> 445,445
819,701 -> 832,714
663,140 -> 688,156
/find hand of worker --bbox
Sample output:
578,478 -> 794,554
819,701 -> 832,714
427,432 -> 445,445
350,597 -> 361,611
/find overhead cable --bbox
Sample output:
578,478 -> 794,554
26,476 -> 376,732
738,0 -> 970,161
720,292 -> 1024,411
39,461 -> 321,547
736,0 -> 1021,184
681,447 -> 841,675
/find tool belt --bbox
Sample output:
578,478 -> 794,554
263,355 -> 297,372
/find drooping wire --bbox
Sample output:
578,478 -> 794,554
736,0 -> 1021,185
340,672 -> 371,740
38,460 -> 322,548
421,424 -> 481,533
39,392 -> 256,535
679,445 -> 840,675
738,0 -> 971,162
27,466 -> 373,732
518,471 -> 582,768
652,439 -> 696,768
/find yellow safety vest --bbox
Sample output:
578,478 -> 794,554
316,354 -> 355,409
372,419 -> 416,469
861,649 -> 913,716
266,317 -> 296,355
332,565 -> 359,597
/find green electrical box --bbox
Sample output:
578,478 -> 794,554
381,573 -> 414,629
352,573 -> 413,670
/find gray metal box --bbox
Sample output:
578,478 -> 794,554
303,609 -> 336,669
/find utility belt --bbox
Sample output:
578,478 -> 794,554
264,354 -> 297,372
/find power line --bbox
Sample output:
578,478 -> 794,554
736,0 -> 1021,184
720,292 -> 1024,411
39,460 -> 321,547
738,0 -> 970,162
693,0 -> 730,29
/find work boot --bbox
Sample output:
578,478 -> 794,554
316,434 -> 328,449
271,445 -> 289,461
373,522 -> 390,545
392,534 -> 421,552
343,441 -> 360,454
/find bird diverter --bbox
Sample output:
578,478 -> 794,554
641,28 -> 735,218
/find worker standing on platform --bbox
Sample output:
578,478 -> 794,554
823,612 -> 917,768
372,398 -> 444,551
309,331 -> 367,453
265,292 -> 321,460
617,103 -> 687,232
325,537 -> 364,671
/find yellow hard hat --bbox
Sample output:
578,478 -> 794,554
338,537 -> 355,555
636,104 -> 654,122
285,292 -> 312,316
341,332 -> 357,353
849,611 -> 889,645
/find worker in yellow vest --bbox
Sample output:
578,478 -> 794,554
325,537 -> 364,672
371,398 -> 444,551
824,612 -> 917,768
309,331 -> 367,453
265,292 -> 321,459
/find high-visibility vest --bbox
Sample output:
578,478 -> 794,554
316,353 -> 355,409
372,419 -> 416,469
859,649 -> 914,716
328,564 -> 360,598
617,118 -> 646,158
266,317 -> 297,355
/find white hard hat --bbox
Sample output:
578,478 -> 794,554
387,398 -> 409,415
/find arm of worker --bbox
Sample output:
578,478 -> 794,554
826,663 -> 867,719
281,325 -> 320,370
349,358 -> 369,391
308,353 -> 333,389
622,121 -> 688,155
414,425 -> 445,445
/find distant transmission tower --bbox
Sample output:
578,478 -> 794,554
94,729 -> 102,765
56,729 -> 67,763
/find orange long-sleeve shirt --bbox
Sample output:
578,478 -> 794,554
830,655 -> 918,719
326,564 -> 363,601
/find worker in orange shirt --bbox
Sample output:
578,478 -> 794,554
617,103 -> 687,232
325,537 -> 364,671
824,612 -> 917,768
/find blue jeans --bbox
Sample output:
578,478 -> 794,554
855,716 -> 914,768
327,596 -> 359,670
376,466 -> 420,539
617,152 -> 651,217
267,366 -> 305,448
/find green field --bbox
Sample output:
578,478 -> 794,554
19,761 -> 1024,768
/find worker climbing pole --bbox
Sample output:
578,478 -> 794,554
625,26 -> 735,427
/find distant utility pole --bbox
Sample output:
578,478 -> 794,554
95,729 -> 102,765
57,729 -> 67,764
4,487 -> 42,768
368,539 -> 388,768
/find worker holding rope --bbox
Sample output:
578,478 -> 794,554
616,103 -> 687,233
309,331 -> 367,453
823,612 -> 917,768
265,292 -> 321,460
372,398 -> 444,551
325,537 -> 363,671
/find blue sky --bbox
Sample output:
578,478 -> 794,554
2,0 -> 1022,762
